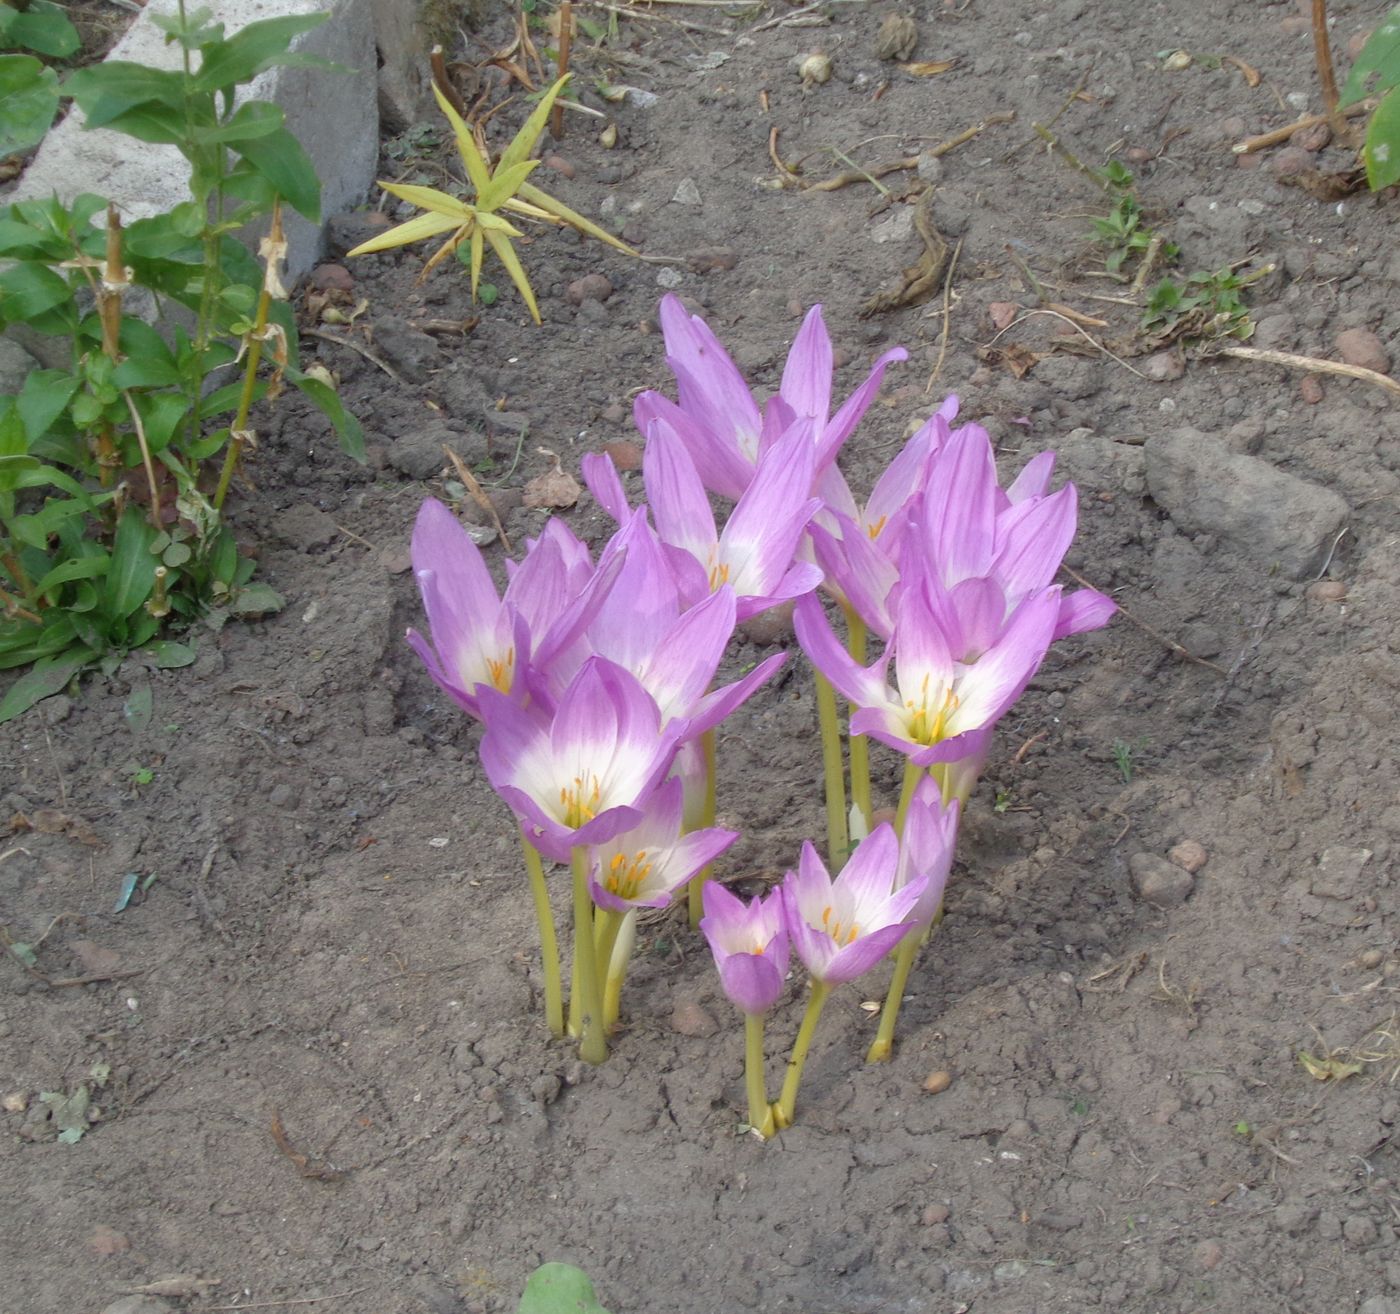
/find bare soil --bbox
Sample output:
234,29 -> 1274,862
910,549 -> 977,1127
4,2 -> 1400,1312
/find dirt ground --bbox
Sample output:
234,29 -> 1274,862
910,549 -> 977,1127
4,1 -> 1400,1311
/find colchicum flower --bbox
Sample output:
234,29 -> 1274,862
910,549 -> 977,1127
478,656 -> 681,864
700,881 -> 791,1017
634,295 -> 908,499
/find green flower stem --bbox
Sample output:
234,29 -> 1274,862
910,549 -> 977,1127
520,835 -> 564,1038
894,757 -> 924,834
814,671 -> 849,869
867,933 -> 919,1064
687,726 -> 719,928
570,847 -> 608,1064
773,978 -> 832,1129
843,607 -> 872,834
602,908 -> 636,1031
745,1012 -> 776,1138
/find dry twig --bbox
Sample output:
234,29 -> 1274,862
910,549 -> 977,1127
1218,345 -> 1400,399
443,445 -> 512,554
303,328 -> 404,384
1231,102 -> 1370,154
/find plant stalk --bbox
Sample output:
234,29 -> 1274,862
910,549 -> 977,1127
773,978 -> 831,1129
570,847 -> 608,1064
843,608 -> 872,834
551,3 -> 572,139
893,757 -> 923,834
744,1012 -> 776,1138
520,835 -> 564,1037
601,907 -> 635,1031
1311,0 -> 1346,137
687,726 -> 718,928
814,670 -> 849,868
867,933 -> 919,1064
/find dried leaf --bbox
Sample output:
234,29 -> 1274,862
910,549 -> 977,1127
1222,55 -> 1261,87
522,452 -> 581,510
899,59 -> 956,77
978,343 -> 1043,379
1299,1051 -> 1363,1082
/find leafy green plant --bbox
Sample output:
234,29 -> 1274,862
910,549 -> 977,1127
517,1263 -> 611,1314
1338,2 -> 1400,190
348,74 -> 639,323
0,2 -> 363,722
1089,162 -> 1178,276
0,0 -> 80,157
1141,264 -> 1269,348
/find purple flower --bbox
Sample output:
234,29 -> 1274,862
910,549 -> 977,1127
587,777 -> 738,913
700,881 -> 790,1016
636,295 -> 907,499
478,656 -> 681,863
780,826 -> 926,985
897,779 -> 960,927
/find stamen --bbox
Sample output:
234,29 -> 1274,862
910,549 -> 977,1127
708,559 -> 731,591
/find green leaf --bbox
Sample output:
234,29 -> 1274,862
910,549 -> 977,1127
131,391 -> 191,454
34,554 -> 110,596
0,54 -> 59,158
17,369 -> 79,441
0,261 -> 71,322
64,62 -> 188,123
89,102 -> 192,148
147,639 -> 196,669
234,125 -> 321,221
284,365 -> 364,462
229,581 -> 284,618
1339,4 -> 1400,106
0,650 -> 90,722
0,1 -> 81,58
516,1263 -> 611,1314
193,99 -> 284,145
191,13 -> 329,93
104,507 -> 157,621
1363,87 -> 1400,190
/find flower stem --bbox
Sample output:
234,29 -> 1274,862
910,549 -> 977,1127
602,908 -> 636,1031
843,608 -> 872,834
867,932 -> 919,1063
894,757 -> 923,834
814,671 -> 848,869
773,978 -> 831,1129
687,726 -> 718,928
520,835 -> 564,1037
744,1012 -> 775,1138
570,847 -> 608,1064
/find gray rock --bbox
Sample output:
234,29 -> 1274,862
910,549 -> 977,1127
1129,853 -> 1194,908
373,316 -> 441,383
1052,427 -> 1146,497
1145,427 -> 1348,580
388,419 -> 453,481
1034,355 -> 1100,401
1336,327 -> 1391,374
1310,846 -> 1372,899
0,337 -> 38,396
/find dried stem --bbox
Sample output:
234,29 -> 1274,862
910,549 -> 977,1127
1311,0 -> 1346,137
551,3 -> 572,139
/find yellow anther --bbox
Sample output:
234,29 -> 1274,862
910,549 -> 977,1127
708,559 -> 731,591
487,647 -> 515,693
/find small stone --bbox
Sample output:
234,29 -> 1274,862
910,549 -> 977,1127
1129,852 -> 1194,908
1168,841 -> 1208,874
1300,374 -> 1325,404
1235,152 -> 1262,171
870,208 -> 915,245
670,998 -> 718,1038
988,301 -> 1020,331
1312,846 -> 1372,899
1268,145 -> 1314,179
1306,579 -> 1347,602
566,274 -> 613,306
1359,948 -> 1385,970
1005,1118 -> 1033,1140
1345,1213 -> 1380,1246
2,1091 -> 26,1114
268,783 -> 297,809
915,152 -> 943,184
1336,327 -> 1391,374
921,1203 -> 951,1226
687,248 -> 738,273
600,440 -> 643,472
381,548 -> 412,575
601,402 -> 626,424
737,601 -> 794,647
1142,350 -> 1185,382
88,1224 -> 131,1257
542,154 -> 575,179
1291,121 -> 1331,152
309,262 -> 354,293
874,12 -> 918,60
922,1070 -> 953,1094
672,178 -> 703,207
1194,1240 -> 1224,1271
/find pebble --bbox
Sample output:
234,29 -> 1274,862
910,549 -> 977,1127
600,440 -> 643,471
2,1091 -> 26,1114
988,301 -> 1020,331
1141,350 -> 1184,382
88,1224 -> 130,1257
915,152 -> 944,184
542,154 -> 575,179
1306,579 -> 1348,603
1268,145 -> 1314,179
921,1203 -> 951,1225
670,998 -> 718,1038
309,262 -> 353,292
1359,948 -> 1385,970
687,248 -> 738,273
672,178 -> 703,207
1300,374 -> 1325,404
1336,327 -> 1391,374
1168,840 -> 1208,874
1292,121 -> 1331,152
1145,427 -> 1348,580
1129,852 -> 1194,908
737,601 -> 794,647
922,1070 -> 953,1094
380,548 -> 412,575
1194,1239 -> 1224,1271
566,274 -> 613,306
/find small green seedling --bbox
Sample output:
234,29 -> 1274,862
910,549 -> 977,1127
1111,737 -> 1144,784
1142,265 -> 1268,348
1089,163 -> 1179,276
129,765 -> 156,788
516,1263 -> 611,1314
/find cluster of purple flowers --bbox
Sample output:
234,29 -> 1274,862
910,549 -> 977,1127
407,294 -> 1114,1116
